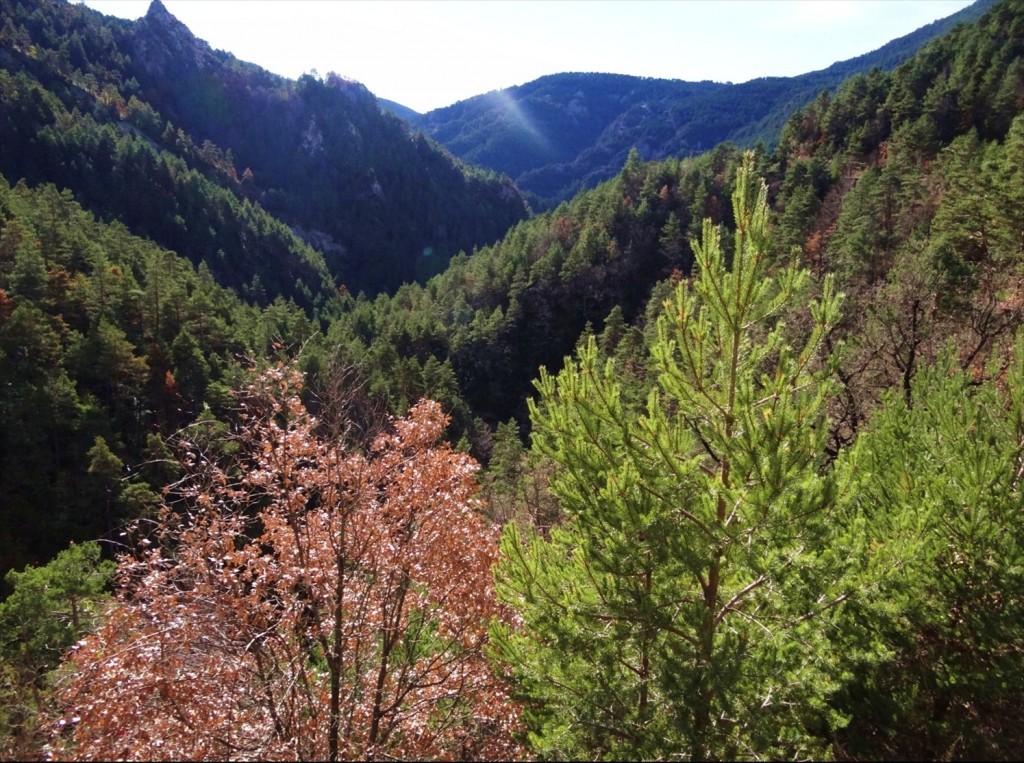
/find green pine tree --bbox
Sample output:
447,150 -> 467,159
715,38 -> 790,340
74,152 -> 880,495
494,153 -> 848,760
829,334 -> 1024,760
0,542 -> 114,757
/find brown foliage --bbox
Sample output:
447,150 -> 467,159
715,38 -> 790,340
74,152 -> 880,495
50,366 -> 523,761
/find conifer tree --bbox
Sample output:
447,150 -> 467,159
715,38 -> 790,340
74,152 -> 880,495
494,153 -> 847,760
0,542 -> 114,759
829,334 -> 1024,760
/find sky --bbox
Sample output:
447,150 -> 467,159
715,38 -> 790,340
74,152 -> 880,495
79,0 -> 976,114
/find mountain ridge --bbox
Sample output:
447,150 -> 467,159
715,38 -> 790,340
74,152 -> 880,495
409,0 -> 997,206
0,0 -> 530,299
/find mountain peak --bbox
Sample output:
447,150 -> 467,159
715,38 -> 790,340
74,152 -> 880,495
145,0 -> 174,24
135,0 -> 212,75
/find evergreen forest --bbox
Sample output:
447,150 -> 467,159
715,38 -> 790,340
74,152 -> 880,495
1,0 -> 1022,760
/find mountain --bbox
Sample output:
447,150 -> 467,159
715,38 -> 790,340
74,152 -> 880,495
410,0 -> 997,206
325,0 -> 1023,453
378,97 -> 421,123
0,0 -> 530,299
1,0 -> 1023,758
2,0 -> 1019,572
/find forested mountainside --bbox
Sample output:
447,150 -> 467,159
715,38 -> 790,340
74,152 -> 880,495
0,174 -> 323,574
2,0 -> 1023,760
411,0 -> 996,207
0,0 -> 529,299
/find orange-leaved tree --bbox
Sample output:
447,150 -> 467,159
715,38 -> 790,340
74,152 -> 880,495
49,365 -> 523,761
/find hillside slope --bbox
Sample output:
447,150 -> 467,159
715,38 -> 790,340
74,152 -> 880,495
329,0 -> 1022,453
0,0 -> 530,299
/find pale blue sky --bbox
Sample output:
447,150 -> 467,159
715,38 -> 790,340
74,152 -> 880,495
80,0 -> 975,113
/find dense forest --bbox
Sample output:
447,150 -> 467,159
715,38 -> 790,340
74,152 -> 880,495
1,0 -> 1023,759
0,0 -> 530,300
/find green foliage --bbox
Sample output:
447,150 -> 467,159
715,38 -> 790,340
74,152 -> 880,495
0,174 -> 288,576
494,155 -> 848,759
828,166 -> 894,282
0,0 -> 530,299
0,542 -> 114,668
830,335 -> 1024,760
0,541 -> 114,758
317,148 -> 731,454
0,2 -> 1021,756
0,63 -> 337,311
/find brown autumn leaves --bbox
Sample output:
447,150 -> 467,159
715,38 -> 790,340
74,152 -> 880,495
49,366 -> 524,761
